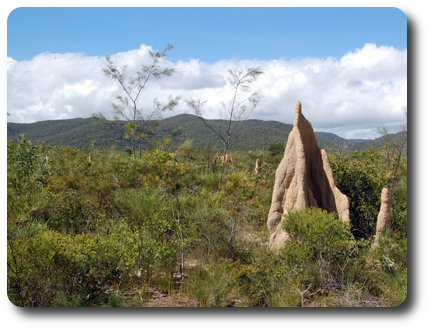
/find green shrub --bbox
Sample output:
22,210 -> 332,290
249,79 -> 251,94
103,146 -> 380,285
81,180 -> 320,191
330,148 -> 407,239
282,208 -> 355,293
183,261 -> 239,307
330,149 -> 387,238
114,187 -> 179,281
108,293 -> 121,307
268,143 -> 284,156
7,220 -> 138,306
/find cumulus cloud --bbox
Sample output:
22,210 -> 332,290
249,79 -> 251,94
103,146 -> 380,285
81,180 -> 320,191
7,43 -> 406,139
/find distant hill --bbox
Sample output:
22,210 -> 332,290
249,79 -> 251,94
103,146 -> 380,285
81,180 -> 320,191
7,114 -> 405,152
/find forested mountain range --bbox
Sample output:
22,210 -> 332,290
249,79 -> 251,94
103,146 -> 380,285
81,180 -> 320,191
7,113 -> 405,152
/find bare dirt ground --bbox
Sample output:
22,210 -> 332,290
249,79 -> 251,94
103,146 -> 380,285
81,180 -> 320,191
141,287 -> 198,307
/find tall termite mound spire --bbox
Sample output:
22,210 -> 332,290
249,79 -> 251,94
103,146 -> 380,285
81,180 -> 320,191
321,149 -> 350,222
267,101 -> 350,251
255,158 -> 261,174
373,187 -> 391,248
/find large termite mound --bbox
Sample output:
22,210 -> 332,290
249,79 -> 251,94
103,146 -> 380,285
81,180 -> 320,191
267,101 -> 350,251
372,187 -> 392,248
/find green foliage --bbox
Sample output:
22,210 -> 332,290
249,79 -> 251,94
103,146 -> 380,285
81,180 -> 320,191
283,208 -> 353,258
180,208 -> 405,308
364,232 -> 407,306
7,136 -> 52,193
268,143 -> 284,156
7,135 -> 406,307
390,181 -> 407,236
330,147 -> 407,239
281,209 -> 356,293
108,293 -> 122,307
7,221 -> 136,306
330,149 -> 388,238
183,262 -> 238,307
114,188 -> 178,280
7,139 -> 184,306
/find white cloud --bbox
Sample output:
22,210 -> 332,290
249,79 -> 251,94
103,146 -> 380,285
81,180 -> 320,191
7,43 -> 406,139
7,57 -> 17,70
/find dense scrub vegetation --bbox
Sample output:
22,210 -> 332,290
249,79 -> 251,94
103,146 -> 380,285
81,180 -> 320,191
7,134 -> 407,307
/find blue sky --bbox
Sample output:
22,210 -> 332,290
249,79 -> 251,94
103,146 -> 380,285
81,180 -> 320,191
7,7 -> 407,138
8,7 -> 407,62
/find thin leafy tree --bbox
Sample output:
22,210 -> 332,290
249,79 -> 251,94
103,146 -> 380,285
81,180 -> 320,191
102,44 -> 179,157
187,67 -> 263,190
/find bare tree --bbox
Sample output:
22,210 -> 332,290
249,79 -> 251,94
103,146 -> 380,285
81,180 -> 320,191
187,67 -> 263,190
103,44 -> 179,157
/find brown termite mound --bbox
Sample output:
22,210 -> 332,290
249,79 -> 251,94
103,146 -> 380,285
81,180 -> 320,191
216,152 -> 233,164
255,158 -> 261,174
267,101 -> 350,251
372,187 -> 392,249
